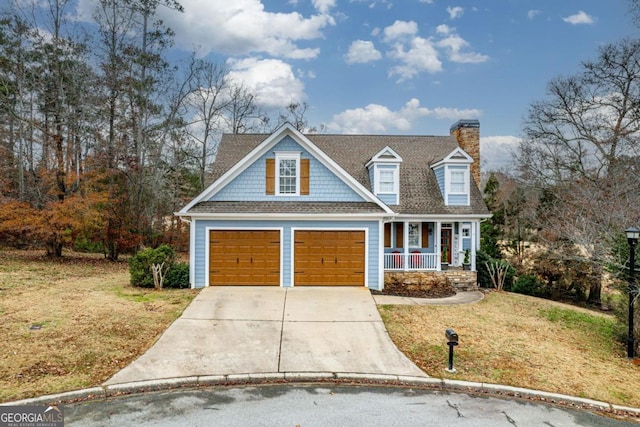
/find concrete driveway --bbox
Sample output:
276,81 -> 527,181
105,287 -> 426,385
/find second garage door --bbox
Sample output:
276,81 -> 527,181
209,230 -> 280,285
294,230 -> 365,286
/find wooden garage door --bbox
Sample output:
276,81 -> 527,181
294,230 -> 365,286
209,230 -> 280,285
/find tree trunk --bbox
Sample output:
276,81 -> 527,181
46,239 -> 63,257
587,262 -> 602,306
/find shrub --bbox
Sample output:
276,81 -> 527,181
477,250 -> 514,290
512,274 -> 548,298
73,236 -> 104,253
164,262 -> 190,289
129,245 -> 176,288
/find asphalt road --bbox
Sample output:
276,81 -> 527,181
64,385 -> 638,426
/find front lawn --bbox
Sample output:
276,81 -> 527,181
379,291 -> 640,408
0,250 -> 198,403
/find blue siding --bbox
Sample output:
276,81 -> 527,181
447,194 -> 469,205
378,194 -> 397,205
434,166 -> 445,196
192,219 -> 381,290
210,136 -> 364,202
368,166 -> 374,190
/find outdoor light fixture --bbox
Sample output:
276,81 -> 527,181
625,226 -> 639,359
445,328 -> 459,373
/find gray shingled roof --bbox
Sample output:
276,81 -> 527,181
198,132 -> 489,216
189,201 -> 387,214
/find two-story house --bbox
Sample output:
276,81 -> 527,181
177,120 -> 490,290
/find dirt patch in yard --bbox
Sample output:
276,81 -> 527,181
379,291 -> 640,409
0,250 -> 198,403
371,280 -> 456,298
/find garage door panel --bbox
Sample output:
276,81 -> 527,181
294,230 -> 365,286
209,230 -> 280,286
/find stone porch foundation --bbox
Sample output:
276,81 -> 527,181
384,270 -> 478,292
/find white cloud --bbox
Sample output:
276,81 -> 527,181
156,0 -> 334,59
345,40 -> 382,64
563,10 -> 595,25
480,136 -> 520,171
436,24 -> 451,35
379,20 -> 487,81
447,6 -> 464,20
388,37 -> 443,81
327,98 -> 481,133
419,0 -> 433,3
437,34 -> 489,63
312,0 -> 335,14
383,20 -> 418,42
226,58 -> 305,109
527,9 -> 541,20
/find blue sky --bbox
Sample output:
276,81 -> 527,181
78,0 -> 637,170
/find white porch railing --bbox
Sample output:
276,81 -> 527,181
384,253 -> 438,271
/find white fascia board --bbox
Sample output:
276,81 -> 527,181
365,146 -> 403,168
294,135 -> 394,215
181,212 -> 388,221
393,213 -> 492,221
179,122 -> 393,215
178,125 -> 296,214
430,147 -> 473,169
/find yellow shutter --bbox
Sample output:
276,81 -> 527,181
300,158 -> 310,195
384,223 -> 391,247
395,223 -> 403,248
266,158 -> 275,195
422,223 -> 429,248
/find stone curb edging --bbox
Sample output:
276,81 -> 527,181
2,374 -> 639,419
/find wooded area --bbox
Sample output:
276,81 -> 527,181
481,37 -> 640,313
0,0 -> 309,259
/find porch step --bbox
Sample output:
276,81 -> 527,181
443,269 -> 478,292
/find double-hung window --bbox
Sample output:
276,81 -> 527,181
450,170 -> 466,193
276,153 -> 300,195
408,222 -> 421,247
378,170 -> 395,193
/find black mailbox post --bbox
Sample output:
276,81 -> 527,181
445,329 -> 458,373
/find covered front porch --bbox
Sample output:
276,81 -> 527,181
383,220 -> 478,272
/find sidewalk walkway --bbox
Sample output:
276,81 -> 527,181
372,290 -> 484,306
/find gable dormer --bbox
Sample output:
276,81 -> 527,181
366,146 -> 403,206
430,147 -> 473,206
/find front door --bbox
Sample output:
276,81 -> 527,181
441,227 -> 452,263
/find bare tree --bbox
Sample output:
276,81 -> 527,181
516,38 -> 640,304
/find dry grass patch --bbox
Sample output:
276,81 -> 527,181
0,250 -> 198,403
379,291 -> 640,407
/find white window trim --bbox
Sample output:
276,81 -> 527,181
374,164 -> 399,195
444,165 -> 470,206
275,152 -> 301,196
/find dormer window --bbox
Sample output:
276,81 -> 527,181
366,146 -> 403,206
449,169 -> 467,194
377,168 -> 398,194
430,147 -> 473,206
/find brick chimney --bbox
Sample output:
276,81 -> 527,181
450,119 -> 480,187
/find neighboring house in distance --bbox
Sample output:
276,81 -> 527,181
176,120 -> 490,290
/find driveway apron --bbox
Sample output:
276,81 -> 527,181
105,287 -> 426,385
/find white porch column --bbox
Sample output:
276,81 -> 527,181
378,220 -> 385,289
436,221 -> 442,271
403,221 -> 409,271
471,220 -> 477,271
189,218 -> 196,288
